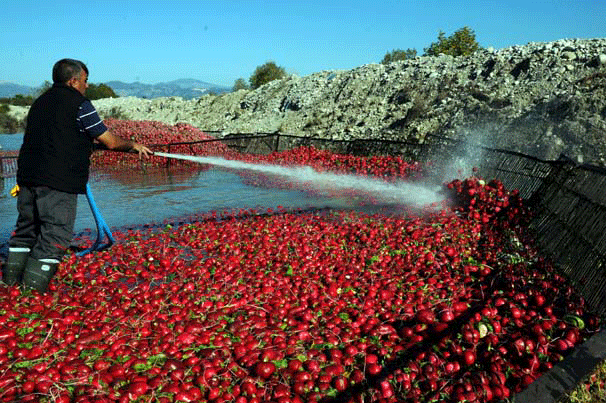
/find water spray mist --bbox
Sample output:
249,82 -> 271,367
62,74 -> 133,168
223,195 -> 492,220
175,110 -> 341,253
154,152 -> 447,208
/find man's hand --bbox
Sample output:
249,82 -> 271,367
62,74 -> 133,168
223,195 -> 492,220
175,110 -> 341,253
97,130 -> 153,157
132,143 -> 153,158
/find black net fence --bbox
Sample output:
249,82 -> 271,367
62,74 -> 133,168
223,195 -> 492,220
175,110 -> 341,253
527,160 -> 606,316
0,155 -> 18,179
3,133 -> 606,316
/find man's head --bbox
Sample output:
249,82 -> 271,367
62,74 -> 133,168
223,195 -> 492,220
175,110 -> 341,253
52,59 -> 89,95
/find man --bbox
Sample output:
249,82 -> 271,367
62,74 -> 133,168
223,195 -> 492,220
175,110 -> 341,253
2,58 -> 153,293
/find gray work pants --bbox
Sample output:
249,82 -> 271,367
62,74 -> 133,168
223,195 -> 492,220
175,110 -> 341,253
9,185 -> 77,260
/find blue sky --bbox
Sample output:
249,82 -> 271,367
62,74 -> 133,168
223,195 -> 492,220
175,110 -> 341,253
1,0 -> 604,88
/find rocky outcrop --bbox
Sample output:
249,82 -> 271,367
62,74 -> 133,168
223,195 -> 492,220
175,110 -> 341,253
11,38 -> 606,165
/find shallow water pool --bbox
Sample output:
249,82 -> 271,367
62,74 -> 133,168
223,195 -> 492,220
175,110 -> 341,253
1,164 -> 383,247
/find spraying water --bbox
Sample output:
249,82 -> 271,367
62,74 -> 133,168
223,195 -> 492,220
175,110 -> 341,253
154,152 -> 446,208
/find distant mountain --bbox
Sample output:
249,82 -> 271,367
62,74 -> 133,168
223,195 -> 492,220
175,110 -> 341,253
0,79 -> 230,100
105,79 -> 230,99
0,82 -> 36,98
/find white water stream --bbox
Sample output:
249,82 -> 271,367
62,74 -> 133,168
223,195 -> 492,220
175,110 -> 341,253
154,152 -> 446,208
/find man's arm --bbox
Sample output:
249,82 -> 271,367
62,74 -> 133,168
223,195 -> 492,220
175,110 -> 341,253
96,130 -> 153,157
77,99 -> 152,157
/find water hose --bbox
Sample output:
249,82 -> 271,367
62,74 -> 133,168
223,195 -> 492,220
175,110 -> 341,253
76,147 -> 154,256
154,151 -> 202,162
77,183 -> 115,256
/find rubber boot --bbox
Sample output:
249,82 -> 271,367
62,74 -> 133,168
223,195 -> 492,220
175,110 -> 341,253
22,257 -> 59,293
2,247 -> 31,286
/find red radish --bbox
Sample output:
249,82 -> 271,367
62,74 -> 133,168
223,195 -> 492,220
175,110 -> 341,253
440,309 -> 455,322
366,363 -> 382,376
255,362 -> 276,379
333,376 -> 348,391
416,309 -> 436,324
463,350 -> 477,366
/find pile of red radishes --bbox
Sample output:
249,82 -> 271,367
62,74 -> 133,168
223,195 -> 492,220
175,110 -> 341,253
90,120 -> 232,170
0,120 -> 600,403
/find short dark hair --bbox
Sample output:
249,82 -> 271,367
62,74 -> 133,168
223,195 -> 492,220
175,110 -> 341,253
52,59 -> 89,84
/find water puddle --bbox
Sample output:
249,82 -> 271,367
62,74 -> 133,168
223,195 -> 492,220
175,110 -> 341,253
2,164 -> 415,245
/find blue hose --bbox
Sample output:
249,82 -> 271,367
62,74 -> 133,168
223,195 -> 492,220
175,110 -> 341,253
77,183 -> 115,256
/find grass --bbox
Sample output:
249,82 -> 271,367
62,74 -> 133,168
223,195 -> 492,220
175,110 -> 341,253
562,360 -> 606,402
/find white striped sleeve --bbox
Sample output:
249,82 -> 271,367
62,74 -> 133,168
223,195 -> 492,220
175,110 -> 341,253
77,100 -> 108,137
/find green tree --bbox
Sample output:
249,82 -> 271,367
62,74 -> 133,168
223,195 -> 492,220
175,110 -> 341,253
35,81 -> 52,97
424,26 -> 480,57
249,61 -> 286,90
0,105 -> 22,133
381,48 -> 417,64
7,94 -> 35,106
34,81 -> 117,100
232,78 -> 249,91
86,83 -> 117,100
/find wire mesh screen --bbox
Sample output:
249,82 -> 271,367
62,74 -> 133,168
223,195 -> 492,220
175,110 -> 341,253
528,162 -> 606,315
0,156 -> 18,178
476,149 -> 554,199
